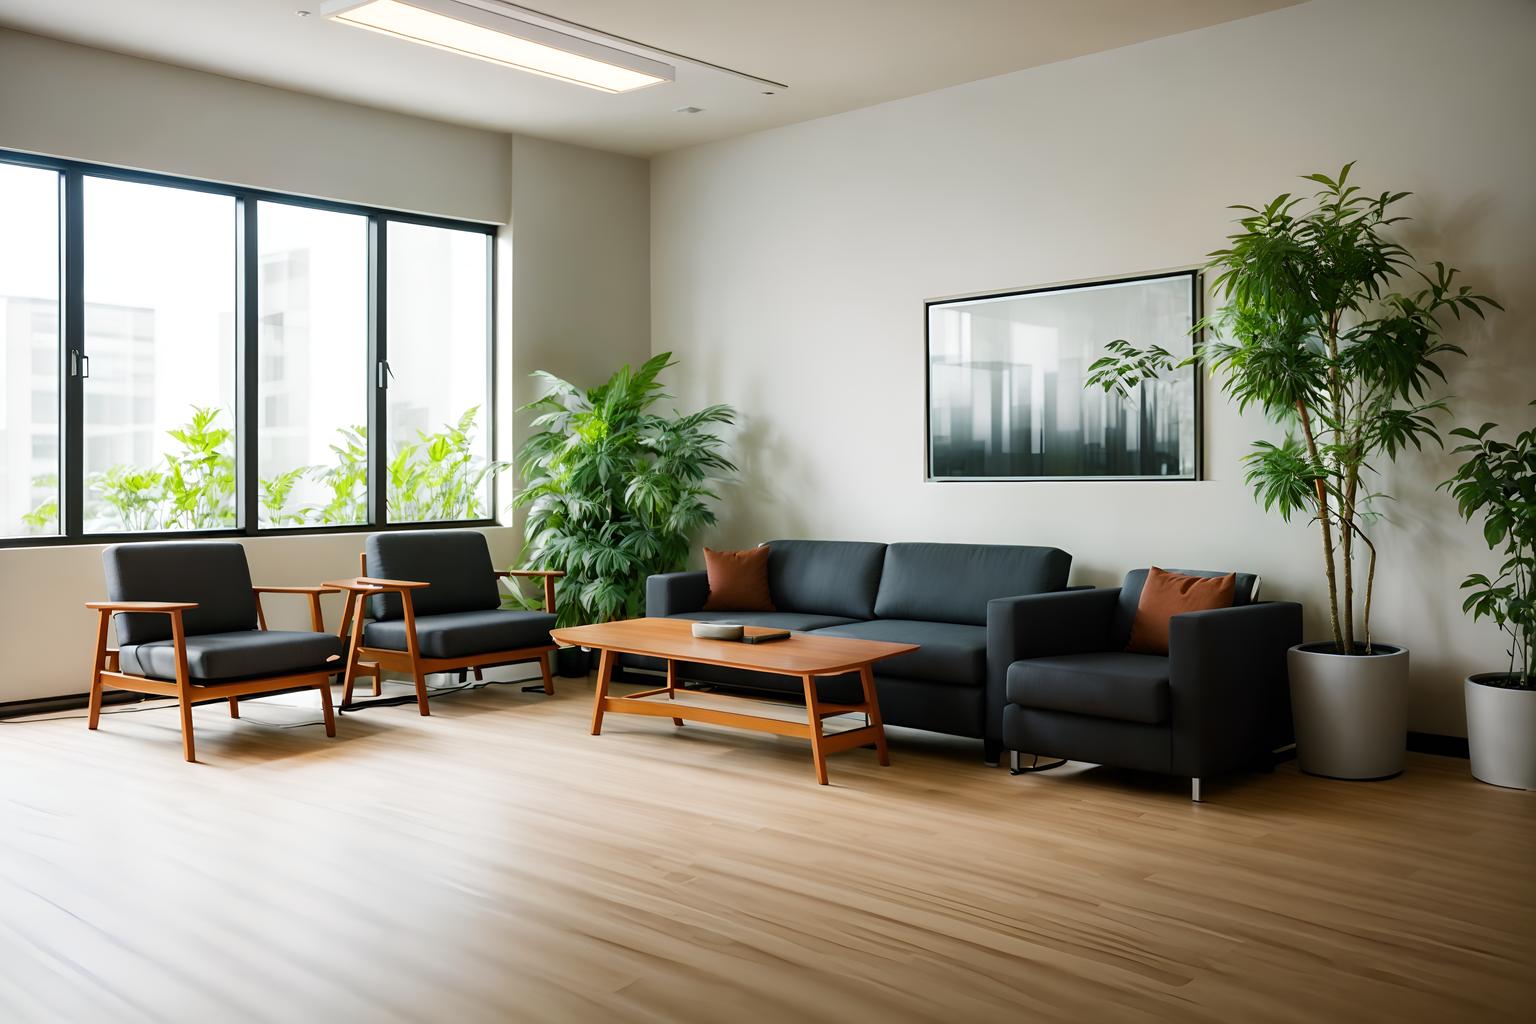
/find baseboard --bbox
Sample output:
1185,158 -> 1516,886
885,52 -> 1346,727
1407,731 -> 1470,759
0,689 -> 143,719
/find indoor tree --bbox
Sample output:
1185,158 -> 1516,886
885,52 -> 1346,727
513,352 -> 736,627
1088,163 -> 1498,654
1443,403 -> 1535,687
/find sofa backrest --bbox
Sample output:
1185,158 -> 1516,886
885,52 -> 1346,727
1110,567 -> 1262,649
103,541 -> 258,644
873,542 -> 1072,626
366,530 -> 501,620
764,540 -> 888,620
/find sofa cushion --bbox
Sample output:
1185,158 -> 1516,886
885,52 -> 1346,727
765,540 -> 887,620
1112,567 -> 1260,650
702,546 -> 775,611
365,530 -> 502,621
813,619 -> 987,687
1006,653 -> 1171,725
103,541 -> 259,645
365,609 -> 555,659
120,629 -> 345,683
668,610 -> 859,632
873,543 -> 1071,625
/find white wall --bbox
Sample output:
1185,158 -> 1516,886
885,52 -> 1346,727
0,33 -> 650,703
651,0 -> 1536,736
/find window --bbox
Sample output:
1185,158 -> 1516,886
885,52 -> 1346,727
83,177 -> 239,532
0,149 -> 497,548
386,221 -> 493,523
0,163 -> 61,538
256,201 -> 368,528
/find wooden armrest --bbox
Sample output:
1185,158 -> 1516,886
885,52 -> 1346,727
497,570 -> 567,579
320,576 -> 429,593
85,601 -> 197,612
252,585 -> 333,595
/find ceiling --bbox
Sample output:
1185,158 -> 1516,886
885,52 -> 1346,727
0,0 -> 1302,156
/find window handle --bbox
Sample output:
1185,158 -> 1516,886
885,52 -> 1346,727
81,354 -> 89,379
377,360 -> 394,389
70,351 -> 89,378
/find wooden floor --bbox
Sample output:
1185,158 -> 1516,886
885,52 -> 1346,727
1,673 -> 1532,1024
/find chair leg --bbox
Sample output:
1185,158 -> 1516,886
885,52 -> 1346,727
88,609 -> 109,731
317,679 -> 336,738
228,697 -> 240,719
1191,777 -> 1203,803
540,652 -> 554,696
412,669 -> 431,716
178,692 -> 197,764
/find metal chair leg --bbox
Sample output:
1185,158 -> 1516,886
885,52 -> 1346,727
1008,750 -> 1068,775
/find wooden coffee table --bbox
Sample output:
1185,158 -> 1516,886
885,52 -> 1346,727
551,617 -> 917,785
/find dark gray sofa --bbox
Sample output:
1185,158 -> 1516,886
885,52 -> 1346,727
640,539 -> 1072,763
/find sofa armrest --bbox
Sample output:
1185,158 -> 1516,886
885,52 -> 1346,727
1168,601 -> 1302,777
984,587 -> 1120,751
646,571 -> 709,617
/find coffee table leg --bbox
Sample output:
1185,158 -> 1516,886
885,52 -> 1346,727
589,648 -> 613,735
859,664 -> 890,767
801,674 -> 830,785
665,659 -> 684,727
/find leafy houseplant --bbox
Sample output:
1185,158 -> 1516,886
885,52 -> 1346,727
1087,164 -> 1499,779
1443,403 -> 1536,789
513,352 -> 736,644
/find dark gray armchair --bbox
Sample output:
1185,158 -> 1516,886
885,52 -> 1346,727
997,569 -> 1301,801
331,530 -> 562,714
88,541 -> 343,763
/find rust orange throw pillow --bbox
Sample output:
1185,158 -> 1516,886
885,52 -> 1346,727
702,546 -> 775,612
1125,567 -> 1236,655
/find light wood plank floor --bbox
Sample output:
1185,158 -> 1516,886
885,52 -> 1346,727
1,674 -> 1532,1024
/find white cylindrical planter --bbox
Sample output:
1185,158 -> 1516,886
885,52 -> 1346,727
1466,674 -> 1536,790
1288,643 -> 1408,780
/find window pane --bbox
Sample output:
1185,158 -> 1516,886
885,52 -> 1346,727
386,222 -> 492,523
83,178 -> 238,532
257,202 -> 368,528
0,163 -> 61,538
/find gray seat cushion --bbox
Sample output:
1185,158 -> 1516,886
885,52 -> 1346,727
1006,653 -> 1171,725
873,543 -> 1072,625
120,629 -> 345,683
764,540 -> 887,620
365,530 -> 502,621
813,619 -> 987,687
364,609 -> 556,659
103,541 -> 259,644
667,610 -> 860,632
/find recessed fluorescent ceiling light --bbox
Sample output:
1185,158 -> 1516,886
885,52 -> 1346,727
321,0 -> 673,93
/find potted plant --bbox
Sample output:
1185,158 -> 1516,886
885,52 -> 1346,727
512,352 -> 737,676
1088,164 -> 1499,779
1442,404 -> 1536,789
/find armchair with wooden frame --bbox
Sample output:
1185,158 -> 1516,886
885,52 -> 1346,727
326,530 -> 562,715
87,541 -> 343,763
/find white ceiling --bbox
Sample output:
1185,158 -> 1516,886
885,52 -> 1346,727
0,0 -> 1301,156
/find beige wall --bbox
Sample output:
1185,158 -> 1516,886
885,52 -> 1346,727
651,0 -> 1536,736
507,134 -> 652,450
0,34 -> 650,703
0,28 -> 509,223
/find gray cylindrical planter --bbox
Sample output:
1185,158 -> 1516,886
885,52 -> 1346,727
1466,674 -> 1536,790
1288,642 -> 1408,780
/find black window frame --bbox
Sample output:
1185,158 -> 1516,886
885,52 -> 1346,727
0,147 -> 499,549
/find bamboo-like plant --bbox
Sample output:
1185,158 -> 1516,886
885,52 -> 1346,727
1442,403 -> 1536,686
513,352 -> 736,627
1088,164 -> 1499,654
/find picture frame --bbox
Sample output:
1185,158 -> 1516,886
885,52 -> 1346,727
924,269 -> 1202,482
